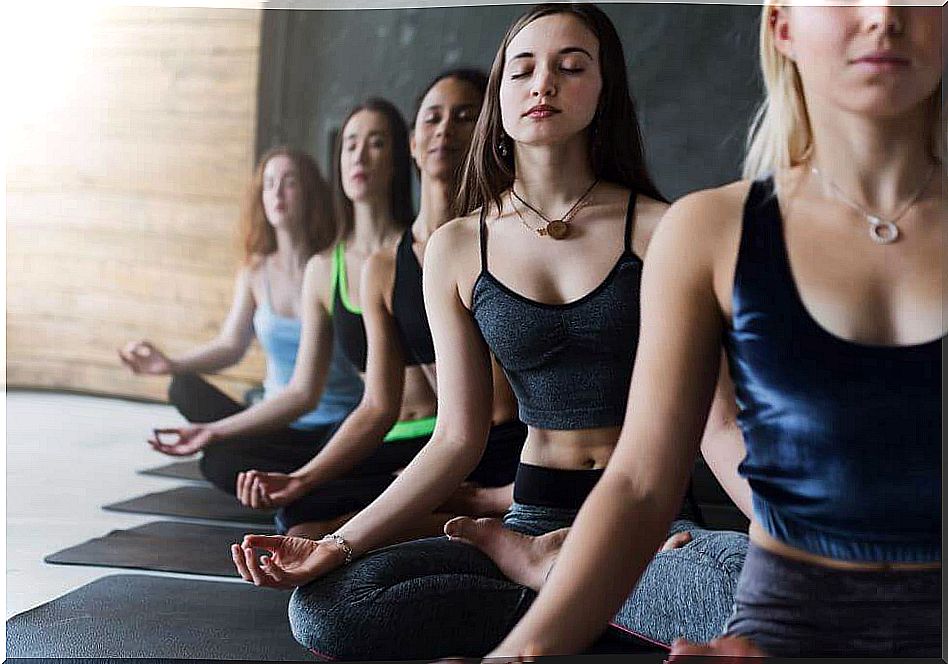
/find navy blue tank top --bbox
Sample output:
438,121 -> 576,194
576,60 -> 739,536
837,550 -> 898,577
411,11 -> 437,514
391,230 -> 435,366
330,242 -> 368,373
725,178 -> 941,562
472,193 -> 642,430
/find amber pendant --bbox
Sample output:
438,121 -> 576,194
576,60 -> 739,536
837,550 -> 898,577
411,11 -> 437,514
545,220 -> 569,240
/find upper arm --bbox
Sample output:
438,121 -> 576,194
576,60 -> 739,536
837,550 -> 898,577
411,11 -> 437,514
607,189 -> 741,513
359,250 -> 406,416
287,254 -> 334,396
217,267 -> 257,353
423,220 -> 494,450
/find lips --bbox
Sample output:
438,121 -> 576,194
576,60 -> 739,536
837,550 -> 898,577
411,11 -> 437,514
852,52 -> 911,69
524,104 -> 560,119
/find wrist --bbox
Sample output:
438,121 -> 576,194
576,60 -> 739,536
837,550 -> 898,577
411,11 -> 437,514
165,357 -> 180,374
318,533 -> 353,565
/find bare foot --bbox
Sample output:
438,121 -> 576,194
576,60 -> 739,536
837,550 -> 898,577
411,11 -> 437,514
668,635 -> 768,661
438,483 -> 514,517
443,517 -> 569,590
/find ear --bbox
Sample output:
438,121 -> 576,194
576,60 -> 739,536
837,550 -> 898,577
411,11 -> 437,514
770,6 -> 794,61
409,129 -> 419,162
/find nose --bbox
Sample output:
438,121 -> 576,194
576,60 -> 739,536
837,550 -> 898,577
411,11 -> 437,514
354,140 -> 369,165
530,65 -> 556,99
435,115 -> 452,139
860,3 -> 904,36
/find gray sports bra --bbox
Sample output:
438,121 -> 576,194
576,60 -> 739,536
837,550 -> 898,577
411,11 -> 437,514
471,192 -> 642,430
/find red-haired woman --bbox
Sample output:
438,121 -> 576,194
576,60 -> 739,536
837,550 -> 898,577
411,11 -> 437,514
120,147 -> 363,493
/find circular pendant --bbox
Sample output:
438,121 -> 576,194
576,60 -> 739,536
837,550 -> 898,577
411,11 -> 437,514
546,220 -> 569,240
867,216 -> 899,245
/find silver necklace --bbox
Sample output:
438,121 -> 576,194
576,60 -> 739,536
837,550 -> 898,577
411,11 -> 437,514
810,164 -> 935,245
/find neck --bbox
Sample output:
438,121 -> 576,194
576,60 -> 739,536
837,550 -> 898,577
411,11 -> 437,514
512,134 -> 596,210
807,97 -> 937,211
272,226 -> 306,270
413,174 -> 454,243
350,198 -> 395,253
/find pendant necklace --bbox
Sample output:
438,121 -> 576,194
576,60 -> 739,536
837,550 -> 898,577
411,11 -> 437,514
810,164 -> 935,245
510,179 -> 599,240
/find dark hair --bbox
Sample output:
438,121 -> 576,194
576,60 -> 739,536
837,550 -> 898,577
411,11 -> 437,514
240,145 -> 336,264
456,3 -> 666,217
332,97 -> 414,242
412,68 -> 489,123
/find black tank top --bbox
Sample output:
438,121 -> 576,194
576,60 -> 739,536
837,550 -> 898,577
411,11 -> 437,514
471,192 -> 642,430
391,229 -> 435,366
725,177 -> 940,562
330,242 -> 368,372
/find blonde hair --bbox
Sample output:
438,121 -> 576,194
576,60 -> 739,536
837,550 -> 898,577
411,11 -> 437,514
743,3 -> 945,180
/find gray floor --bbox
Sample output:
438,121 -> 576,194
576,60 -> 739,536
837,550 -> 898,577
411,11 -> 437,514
5,389 -> 246,620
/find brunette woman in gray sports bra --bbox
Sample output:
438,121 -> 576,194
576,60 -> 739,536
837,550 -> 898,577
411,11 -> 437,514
232,4 -> 748,659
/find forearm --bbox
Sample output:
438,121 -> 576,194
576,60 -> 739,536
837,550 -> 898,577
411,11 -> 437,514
292,402 -> 399,487
211,384 -> 314,439
170,339 -> 244,374
337,433 -> 484,555
497,471 -> 676,655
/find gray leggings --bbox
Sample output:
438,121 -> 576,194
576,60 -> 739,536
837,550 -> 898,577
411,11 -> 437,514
724,543 -> 941,657
289,502 -> 748,660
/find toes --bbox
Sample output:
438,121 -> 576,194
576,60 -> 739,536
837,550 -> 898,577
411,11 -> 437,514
444,516 -> 475,540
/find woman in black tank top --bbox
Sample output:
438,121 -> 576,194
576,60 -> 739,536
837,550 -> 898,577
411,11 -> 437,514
492,4 -> 944,659
234,72 -> 526,538
232,5 -> 750,659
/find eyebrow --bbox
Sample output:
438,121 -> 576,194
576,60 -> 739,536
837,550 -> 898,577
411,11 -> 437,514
423,102 -> 477,111
510,46 -> 594,61
344,130 -> 388,140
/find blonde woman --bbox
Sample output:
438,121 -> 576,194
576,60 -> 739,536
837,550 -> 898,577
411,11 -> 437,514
487,3 -> 943,658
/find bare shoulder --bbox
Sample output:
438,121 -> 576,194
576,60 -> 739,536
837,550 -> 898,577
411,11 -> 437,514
426,212 -> 483,308
652,181 -> 751,253
363,245 -> 398,306
631,194 -> 670,254
303,249 -> 335,309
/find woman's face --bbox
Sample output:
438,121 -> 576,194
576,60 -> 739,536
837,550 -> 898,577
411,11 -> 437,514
773,3 -> 942,118
411,77 -> 482,181
340,109 -> 395,203
261,154 -> 302,229
499,13 -> 603,147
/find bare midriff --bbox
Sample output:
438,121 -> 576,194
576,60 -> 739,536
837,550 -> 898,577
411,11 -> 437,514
519,425 -> 620,470
749,521 -> 941,572
393,366 -> 437,422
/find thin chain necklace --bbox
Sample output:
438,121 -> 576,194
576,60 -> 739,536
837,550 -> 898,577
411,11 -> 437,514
810,164 -> 935,245
510,179 -> 599,240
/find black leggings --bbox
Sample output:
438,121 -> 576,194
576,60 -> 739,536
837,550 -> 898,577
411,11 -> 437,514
275,419 -> 528,532
168,374 -> 335,495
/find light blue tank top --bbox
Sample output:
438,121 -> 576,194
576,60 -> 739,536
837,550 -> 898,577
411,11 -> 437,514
253,264 -> 363,430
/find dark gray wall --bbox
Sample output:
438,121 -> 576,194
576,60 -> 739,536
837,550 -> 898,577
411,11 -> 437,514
257,4 -> 762,201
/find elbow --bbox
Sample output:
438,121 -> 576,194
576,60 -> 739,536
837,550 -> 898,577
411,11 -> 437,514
356,395 -> 401,432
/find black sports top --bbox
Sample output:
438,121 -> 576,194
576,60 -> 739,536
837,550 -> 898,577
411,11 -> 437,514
471,192 -> 642,430
725,177 -> 941,562
330,242 -> 368,373
391,229 -> 435,366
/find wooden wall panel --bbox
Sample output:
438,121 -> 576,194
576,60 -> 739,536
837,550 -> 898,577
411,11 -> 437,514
6,6 -> 265,402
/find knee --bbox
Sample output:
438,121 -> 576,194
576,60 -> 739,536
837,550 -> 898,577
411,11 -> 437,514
288,568 -> 385,658
197,449 -> 236,495
288,584 -> 339,654
167,372 -> 199,405
690,530 -> 749,576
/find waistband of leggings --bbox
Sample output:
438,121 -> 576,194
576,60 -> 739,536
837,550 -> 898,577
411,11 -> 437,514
513,462 -> 604,510
383,415 -> 437,442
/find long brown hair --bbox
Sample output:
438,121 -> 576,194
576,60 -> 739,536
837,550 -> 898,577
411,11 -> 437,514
456,3 -> 666,217
331,98 -> 415,243
240,146 -> 336,264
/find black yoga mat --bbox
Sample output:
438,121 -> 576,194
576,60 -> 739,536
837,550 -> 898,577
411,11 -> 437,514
138,458 -> 206,482
103,485 -> 275,525
45,520 -> 276,578
5,574 -> 312,660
